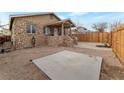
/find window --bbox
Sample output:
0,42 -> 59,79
44,26 -> 50,35
27,24 -> 36,33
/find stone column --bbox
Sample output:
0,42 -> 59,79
70,25 -> 72,36
61,23 -> 64,36
54,28 -> 58,36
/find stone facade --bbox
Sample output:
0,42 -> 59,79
46,36 -> 75,47
10,13 -> 78,49
47,36 -> 64,47
11,14 -> 60,49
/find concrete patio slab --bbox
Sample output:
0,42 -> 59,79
33,50 -> 102,80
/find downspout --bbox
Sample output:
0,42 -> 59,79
32,33 -> 36,47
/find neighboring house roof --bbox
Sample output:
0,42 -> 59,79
9,12 -> 61,30
71,26 -> 89,34
76,26 -> 89,33
77,26 -> 87,30
0,24 -> 9,30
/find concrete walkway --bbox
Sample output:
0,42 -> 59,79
74,42 -> 123,68
75,42 -> 112,51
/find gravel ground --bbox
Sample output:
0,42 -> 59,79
0,46 -> 123,80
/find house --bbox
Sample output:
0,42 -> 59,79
0,29 -> 11,36
0,28 -> 11,47
9,13 -> 76,49
71,26 -> 89,35
76,26 -> 89,33
0,24 -> 11,36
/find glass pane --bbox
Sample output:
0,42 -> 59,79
32,25 -> 36,33
27,25 -> 31,33
27,24 -> 36,33
44,26 -> 50,35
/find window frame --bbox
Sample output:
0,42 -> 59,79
26,24 -> 36,34
44,26 -> 50,36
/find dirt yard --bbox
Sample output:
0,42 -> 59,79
0,44 -> 124,80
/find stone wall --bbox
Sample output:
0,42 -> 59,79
63,36 -> 74,47
47,36 -> 64,47
46,36 -> 75,47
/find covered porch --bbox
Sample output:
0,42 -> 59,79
44,19 -> 77,47
44,19 -> 75,36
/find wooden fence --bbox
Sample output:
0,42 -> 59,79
0,36 -> 11,44
112,25 -> 124,63
75,32 -> 110,43
73,30 -> 124,64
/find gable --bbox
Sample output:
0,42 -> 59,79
9,13 -> 61,30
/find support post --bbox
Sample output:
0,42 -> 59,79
70,24 -> 72,36
61,22 -> 64,36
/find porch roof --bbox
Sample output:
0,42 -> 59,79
45,19 -> 76,28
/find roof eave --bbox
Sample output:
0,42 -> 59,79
9,13 -> 61,31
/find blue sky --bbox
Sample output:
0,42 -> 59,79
0,12 -> 124,30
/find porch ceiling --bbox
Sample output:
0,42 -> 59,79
46,19 -> 76,28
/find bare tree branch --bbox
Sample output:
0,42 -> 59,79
110,20 -> 121,31
92,22 -> 108,32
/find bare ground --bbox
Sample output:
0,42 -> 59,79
0,46 -> 124,80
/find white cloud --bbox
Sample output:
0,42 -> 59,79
58,15 -> 66,19
69,12 -> 88,17
92,15 -> 106,22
